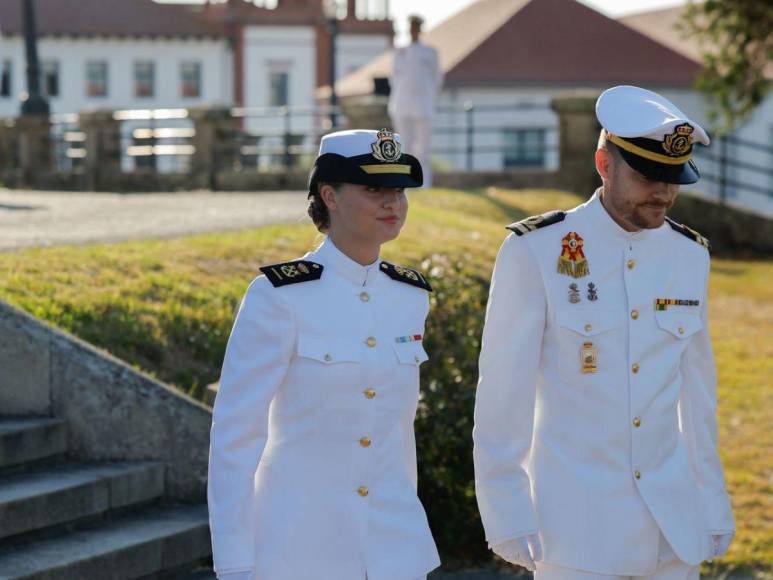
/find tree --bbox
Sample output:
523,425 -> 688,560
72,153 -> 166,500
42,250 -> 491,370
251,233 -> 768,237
680,0 -> 773,131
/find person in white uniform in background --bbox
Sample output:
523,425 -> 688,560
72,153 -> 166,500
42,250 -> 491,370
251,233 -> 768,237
389,14 -> 443,189
208,128 -> 440,580
473,86 -> 735,579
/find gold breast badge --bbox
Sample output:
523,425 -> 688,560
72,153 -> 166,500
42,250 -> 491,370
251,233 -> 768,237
581,341 -> 598,374
557,232 -> 590,279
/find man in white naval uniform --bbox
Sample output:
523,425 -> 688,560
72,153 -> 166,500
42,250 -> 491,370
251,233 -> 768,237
389,14 -> 443,188
473,86 -> 735,579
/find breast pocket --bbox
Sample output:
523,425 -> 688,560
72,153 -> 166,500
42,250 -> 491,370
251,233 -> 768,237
654,312 -> 703,340
392,341 -> 429,366
555,308 -> 623,384
297,335 -> 361,364
294,335 -> 364,398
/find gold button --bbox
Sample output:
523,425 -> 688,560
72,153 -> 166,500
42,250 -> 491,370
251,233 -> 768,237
634,470 -> 641,480
631,310 -> 639,320
357,486 -> 369,497
324,354 -> 332,362
633,417 -> 641,428
632,363 -> 640,374
627,259 -> 636,269
678,326 -> 685,335
584,324 -> 592,332
364,388 -> 376,399
359,291 -> 370,302
359,437 -> 371,447
366,337 -> 377,348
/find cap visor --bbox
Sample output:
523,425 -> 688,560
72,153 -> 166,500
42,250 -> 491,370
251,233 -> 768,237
618,149 -> 700,185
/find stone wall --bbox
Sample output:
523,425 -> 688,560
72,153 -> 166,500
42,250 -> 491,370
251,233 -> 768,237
0,299 -> 212,502
670,191 -> 773,257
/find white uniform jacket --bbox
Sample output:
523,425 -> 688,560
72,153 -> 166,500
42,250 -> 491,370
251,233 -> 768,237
207,237 -> 440,580
473,191 -> 734,576
388,42 -> 443,120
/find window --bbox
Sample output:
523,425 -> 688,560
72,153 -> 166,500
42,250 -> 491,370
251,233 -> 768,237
1,61 -> 11,98
134,61 -> 155,98
41,61 -> 59,98
268,70 -> 289,107
503,128 -> 546,168
86,61 -> 108,97
180,62 -> 201,98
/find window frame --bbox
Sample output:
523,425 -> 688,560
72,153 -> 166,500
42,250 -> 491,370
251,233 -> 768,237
85,60 -> 109,98
502,127 -> 547,169
133,61 -> 155,98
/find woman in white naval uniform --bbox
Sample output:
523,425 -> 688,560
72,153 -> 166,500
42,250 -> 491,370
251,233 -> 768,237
207,129 -> 440,580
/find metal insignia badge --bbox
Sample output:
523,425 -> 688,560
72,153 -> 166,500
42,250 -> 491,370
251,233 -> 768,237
568,283 -> 581,304
662,123 -> 694,156
557,232 -> 590,279
587,282 -> 598,301
581,341 -> 598,374
371,128 -> 402,162
394,265 -> 419,281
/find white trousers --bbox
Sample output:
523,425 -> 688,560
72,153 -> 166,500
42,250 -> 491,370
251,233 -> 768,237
535,534 -> 700,579
391,115 -> 433,188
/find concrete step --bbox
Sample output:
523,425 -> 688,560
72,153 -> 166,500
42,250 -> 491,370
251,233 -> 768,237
0,460 -> 165,542
0,418 -> 67,470
0,503 -> 211,579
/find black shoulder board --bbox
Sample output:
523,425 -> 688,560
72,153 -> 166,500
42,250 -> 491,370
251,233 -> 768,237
379,261 -> 433,292
506,211 -> 566,236
259,260 -> 324,288
665,217 -> 711,251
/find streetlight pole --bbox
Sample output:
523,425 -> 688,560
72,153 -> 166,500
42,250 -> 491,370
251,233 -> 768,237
20,0 -> 50,115
324,0 -> 338,129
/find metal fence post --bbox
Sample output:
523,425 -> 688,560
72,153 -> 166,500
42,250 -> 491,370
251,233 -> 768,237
718,134 -> 727,204
282,106 -> 292,169
465,102 -> 474,172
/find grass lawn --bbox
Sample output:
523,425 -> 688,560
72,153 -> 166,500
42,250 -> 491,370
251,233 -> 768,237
0,187 -> 770,577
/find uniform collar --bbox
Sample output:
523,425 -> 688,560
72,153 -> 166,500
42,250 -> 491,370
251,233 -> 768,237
311,237 -> 380,287
585,188 -> 666,243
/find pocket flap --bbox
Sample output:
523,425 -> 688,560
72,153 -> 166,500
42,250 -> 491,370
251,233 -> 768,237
392,341 -> 429,365
655,312 -> 703,339
555,308 -> 621,337
297,335 -> 361,363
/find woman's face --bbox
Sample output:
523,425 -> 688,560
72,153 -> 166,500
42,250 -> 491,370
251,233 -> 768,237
322,183 -> 409,245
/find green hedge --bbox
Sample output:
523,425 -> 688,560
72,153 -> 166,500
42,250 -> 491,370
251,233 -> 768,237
417,253 -> 492,566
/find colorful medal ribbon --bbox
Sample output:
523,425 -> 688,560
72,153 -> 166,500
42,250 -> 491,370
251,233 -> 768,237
557,232 -> 590,279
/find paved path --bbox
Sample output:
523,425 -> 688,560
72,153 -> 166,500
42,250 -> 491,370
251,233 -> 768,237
0,190 -> 308,251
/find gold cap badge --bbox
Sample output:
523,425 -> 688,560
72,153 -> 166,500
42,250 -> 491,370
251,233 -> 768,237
662,123 -> 694,157
371,128 -> 401,162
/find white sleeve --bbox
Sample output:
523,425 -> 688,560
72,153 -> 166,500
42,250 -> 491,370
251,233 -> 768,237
473,234 -> 545,545
217,571 -> 253,580
432,47 -> 443,93
678,254 -> 734,533
207,277 -> 295,573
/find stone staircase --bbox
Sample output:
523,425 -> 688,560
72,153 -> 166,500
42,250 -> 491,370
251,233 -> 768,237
0,417 -> 213,579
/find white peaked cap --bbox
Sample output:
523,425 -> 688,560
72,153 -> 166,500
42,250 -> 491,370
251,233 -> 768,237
319,129 -> 404,157
596,85 -> 709,146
